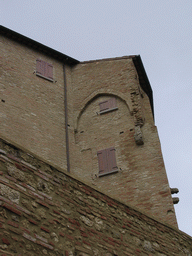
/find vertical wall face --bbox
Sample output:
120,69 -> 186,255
0,139 -> 191,256
0,33 -> 177,228
0,36 -> 67,169
70,58 -> 178,227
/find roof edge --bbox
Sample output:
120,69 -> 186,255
132,55 -> 154,118
80,55 -> 154,118
0,25 -> 79,65
0,26 -> 153,117
80,55 -> 136,64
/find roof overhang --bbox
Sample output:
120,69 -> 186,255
132,55 -> 154,118
0,25 -> 79,65
0,26 -> 153,117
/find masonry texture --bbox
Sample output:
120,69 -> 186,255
69,59 -> 177,227
0,32 -> 67,171
0,137 -> 192,256
0,25 -> 188,255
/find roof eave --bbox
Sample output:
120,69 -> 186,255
132,55 -> 154,118
0,25 -> 79,65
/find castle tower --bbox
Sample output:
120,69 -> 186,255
0,26 -> 177,228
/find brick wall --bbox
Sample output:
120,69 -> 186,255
0,35 -> 67,170
0,33 -> 177,228
0,137 -> 191,256
69,58 -> 177,227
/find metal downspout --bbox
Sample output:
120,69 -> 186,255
63,64 -> 70,173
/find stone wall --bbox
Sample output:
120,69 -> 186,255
0,137 -> 191,256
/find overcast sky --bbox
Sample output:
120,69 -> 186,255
1,0 -> 192,236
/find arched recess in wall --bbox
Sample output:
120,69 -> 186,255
74,93 -> 134,179
75,89 -> 133,131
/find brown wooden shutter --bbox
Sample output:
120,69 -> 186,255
99,100 -> 110,112
36,59 -> 53,80
45,63 -> 53,80
107,147 -> 118,172
109,98 -> 117,109
97,149 -> 107,174
36,59 -> 44,76
97,147 -> 118,176
99,98 -> 117,113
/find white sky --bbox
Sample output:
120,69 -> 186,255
1,0 -> 192,236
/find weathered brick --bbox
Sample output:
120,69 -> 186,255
20,227 -> 31,234
34,234 -> 48,243
36,200 -> 49,208
23,232 -> 36,243
20,160 -> 37,171
41,226 -> 50,233
38,170 -> 53,179
59,232 -> 65,237
2,237 -> 10,245
28,190 -> 44,200
7,220 -> 19,228
36,240 -> 53,250
45,199 -> 55,206
80,232 -> 88,238
48,219 -> 56,225
0,149 -> 6,155
38,191 -> 52,200
53,177 -> 60,184
15,163 -> 24,171
15,204 -> 31,215
21,182 -> 36,191
49,241 -> 55,247
54,216 -> 61,223
0,176 -> 9,184
8,226 -> 22,235
53,209 -> 60,215
3,203 -> 22,216
12,236 -> 19,241
65,234 -> 74,240
7,154 -> 21,163
28,219 -> 38,225
15,184 -> 27,192
50,180 -> 60,187
35,172 -> 49,181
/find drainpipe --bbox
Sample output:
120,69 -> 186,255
63,64 -> 70,173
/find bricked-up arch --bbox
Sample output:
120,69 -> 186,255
74,93 -> 134,182
75,90 -> 132,131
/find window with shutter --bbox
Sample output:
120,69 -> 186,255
97,147 -> 118,177
36,59 -> 53,81
99,98 -> 118,114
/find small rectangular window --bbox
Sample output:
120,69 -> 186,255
36,59 -> 53,81
97,147 -> 118,177
99,98 -> 118,114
